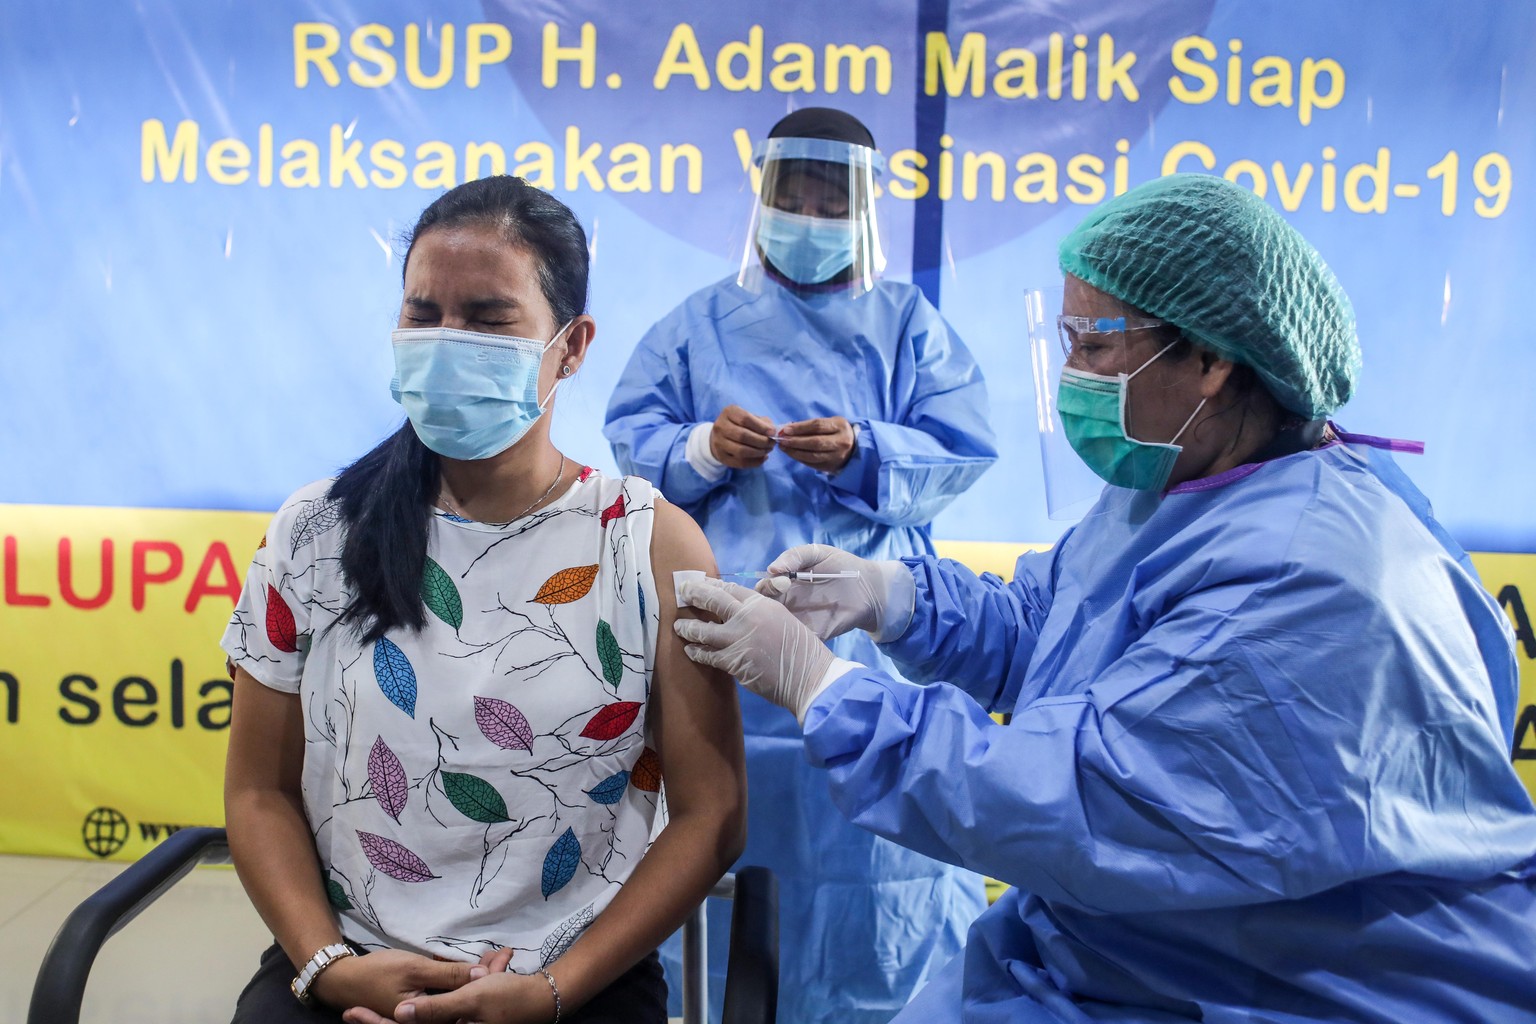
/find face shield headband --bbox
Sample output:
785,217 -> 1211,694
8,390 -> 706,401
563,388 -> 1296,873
738,136 -> 887,294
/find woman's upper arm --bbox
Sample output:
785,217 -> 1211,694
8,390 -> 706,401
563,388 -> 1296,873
225,665 -> 306,801
647,499 -> 746,834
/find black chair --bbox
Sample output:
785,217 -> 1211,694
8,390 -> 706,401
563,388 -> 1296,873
29,827 -> 778,1024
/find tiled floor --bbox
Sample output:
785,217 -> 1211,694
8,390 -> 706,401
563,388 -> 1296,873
0,853 -> 269,1024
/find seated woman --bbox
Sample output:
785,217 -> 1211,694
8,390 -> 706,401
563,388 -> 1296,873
221,175 -> 746,1024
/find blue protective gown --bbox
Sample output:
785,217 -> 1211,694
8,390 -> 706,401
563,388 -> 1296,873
605,274 -> 998,1024
802,437 -> 1536,1023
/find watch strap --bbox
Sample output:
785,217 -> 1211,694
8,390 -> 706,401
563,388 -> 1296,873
291,942 -> 354,1006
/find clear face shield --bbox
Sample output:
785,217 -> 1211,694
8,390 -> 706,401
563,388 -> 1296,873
738,136 -> 887,298
1027,285 -> 1186,519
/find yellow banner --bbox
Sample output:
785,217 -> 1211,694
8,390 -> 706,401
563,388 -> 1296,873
2,504 -> 267,860
1460,552 -> 1536,796
2,511 -> 1532,860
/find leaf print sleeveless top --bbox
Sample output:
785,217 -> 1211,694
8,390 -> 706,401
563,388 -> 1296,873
222,469 -> 663,971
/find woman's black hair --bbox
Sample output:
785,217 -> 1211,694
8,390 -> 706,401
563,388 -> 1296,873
328,175 -> 589,643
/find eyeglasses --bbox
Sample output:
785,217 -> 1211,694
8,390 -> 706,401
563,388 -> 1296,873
1056,314 -> 1174,360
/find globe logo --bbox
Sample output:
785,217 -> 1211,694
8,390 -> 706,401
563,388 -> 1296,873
81,806 -> 130,859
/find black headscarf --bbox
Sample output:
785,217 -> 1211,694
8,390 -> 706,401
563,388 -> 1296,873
767,107 -> 876,148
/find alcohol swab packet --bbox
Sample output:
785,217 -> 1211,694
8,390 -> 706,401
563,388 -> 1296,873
673,569 -> 708,607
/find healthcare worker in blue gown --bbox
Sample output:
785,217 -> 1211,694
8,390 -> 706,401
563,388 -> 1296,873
671,174 -> 1536,1023
604,107 -> 996,1024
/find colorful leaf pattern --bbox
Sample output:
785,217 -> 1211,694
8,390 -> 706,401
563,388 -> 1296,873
357,830 -> 437,882
541,828 -> 581,899
265,585 -> 298,653
580,702 -> 641,741
630,747 -> 662,793
531,564 -> 600,605
474,696 -> 533,752
373,637 -> 417,718
586,771 -> 630,805
443,771 -> 510,823
540,906 -> 593,967
237,475 -> 661,973
596,620 -> 622,689
323,869 -> 351,909
368,736 -> 409,822
289,495 -> 343,554
421,558 -> 464,629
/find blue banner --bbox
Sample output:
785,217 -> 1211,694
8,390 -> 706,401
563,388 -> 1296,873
2,0 -> 1532,551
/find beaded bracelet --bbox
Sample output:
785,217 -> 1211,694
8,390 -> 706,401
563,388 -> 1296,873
536,966 -> 562,1024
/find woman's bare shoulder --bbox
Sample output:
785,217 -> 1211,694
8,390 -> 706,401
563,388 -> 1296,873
648,495 -> 716,577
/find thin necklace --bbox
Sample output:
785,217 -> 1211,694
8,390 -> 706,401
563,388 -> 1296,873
438,455 -> 567,524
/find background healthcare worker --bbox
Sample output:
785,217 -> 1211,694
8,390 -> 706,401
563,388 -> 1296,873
672,174 -> 1536,1022
604,107 -> 997,1024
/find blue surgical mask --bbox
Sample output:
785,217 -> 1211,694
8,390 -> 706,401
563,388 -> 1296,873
1057,341 -> 1206,491
756,206 -> 858,285
390,322 -> 572,461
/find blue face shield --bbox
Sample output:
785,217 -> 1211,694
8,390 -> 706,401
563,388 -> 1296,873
755,206 -> 859,285
737,136 -> 888,298
390,322 -> 572,461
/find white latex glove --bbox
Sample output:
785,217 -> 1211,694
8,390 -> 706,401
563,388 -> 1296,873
754,543 -> 916,643
674,579 -> 844,724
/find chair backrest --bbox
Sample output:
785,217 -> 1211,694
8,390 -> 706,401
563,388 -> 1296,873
28,827 -> 232,1024
682,867 -> 780,1024
720,867 -> 779,1024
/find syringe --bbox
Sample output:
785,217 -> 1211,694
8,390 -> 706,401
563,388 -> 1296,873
718,570 -> 861,582
673,569 -> 860,605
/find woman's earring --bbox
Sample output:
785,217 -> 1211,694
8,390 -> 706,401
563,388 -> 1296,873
560,364 -> 574,376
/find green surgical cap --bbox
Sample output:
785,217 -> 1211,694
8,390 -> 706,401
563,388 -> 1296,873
1058,173 -> 1360,419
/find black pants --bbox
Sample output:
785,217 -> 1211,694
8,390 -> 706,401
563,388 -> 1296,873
231,942 -> 667,1024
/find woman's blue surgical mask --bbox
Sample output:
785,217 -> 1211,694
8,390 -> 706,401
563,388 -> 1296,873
756,206 -> 857,285
1057,341 -> 1206,491
390,321 -> 572,461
